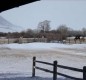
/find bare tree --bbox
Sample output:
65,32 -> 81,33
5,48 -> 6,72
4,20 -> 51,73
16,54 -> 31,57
82,28 -> 86,37
57,25 -> 68,40
37,20 -> 51,33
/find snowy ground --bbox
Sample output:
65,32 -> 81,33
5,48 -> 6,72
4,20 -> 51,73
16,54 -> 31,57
0,42 -> 86,80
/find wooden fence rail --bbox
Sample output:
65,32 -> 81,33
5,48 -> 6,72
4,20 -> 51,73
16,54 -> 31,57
32,57 -> 86,80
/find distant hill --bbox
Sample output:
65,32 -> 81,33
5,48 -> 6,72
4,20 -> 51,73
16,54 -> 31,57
0,16 -> 23,32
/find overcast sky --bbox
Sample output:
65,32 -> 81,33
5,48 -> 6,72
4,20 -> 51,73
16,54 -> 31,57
0,0 -> 86,31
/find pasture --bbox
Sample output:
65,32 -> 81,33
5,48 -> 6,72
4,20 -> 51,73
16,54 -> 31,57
0,43 -> 86,80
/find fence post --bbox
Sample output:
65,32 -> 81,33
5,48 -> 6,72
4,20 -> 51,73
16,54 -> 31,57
53,60 -> 57,80
32,57 -> 36,77
83,66 -> 86,80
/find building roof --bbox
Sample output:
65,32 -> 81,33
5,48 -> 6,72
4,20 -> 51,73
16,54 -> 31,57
0,0 -> 39,13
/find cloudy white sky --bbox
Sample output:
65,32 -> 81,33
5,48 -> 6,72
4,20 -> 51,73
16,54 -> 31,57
0,0 -> 86,31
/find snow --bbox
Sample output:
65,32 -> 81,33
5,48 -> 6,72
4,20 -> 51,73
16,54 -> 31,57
0,16 -> 23,32
0,42 -> 86,50
0,76 -> 69,80
0,42 -> 86,80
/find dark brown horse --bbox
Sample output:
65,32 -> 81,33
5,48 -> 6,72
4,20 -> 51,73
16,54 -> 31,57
74,36 -> 85,43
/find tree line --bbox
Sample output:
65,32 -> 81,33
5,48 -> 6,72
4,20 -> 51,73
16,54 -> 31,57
0,20 -> 86,42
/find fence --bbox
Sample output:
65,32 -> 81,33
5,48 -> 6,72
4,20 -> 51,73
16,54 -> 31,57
32,57 -> 86,80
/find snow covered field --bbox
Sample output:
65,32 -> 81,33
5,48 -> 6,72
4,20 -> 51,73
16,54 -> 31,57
0,42 -> 86,80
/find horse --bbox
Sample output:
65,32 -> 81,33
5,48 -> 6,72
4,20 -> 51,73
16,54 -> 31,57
74,36 -> 85,44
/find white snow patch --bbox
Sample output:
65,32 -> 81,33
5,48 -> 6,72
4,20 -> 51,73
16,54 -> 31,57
0,42 -> 86,50
0,42 -> 86,80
